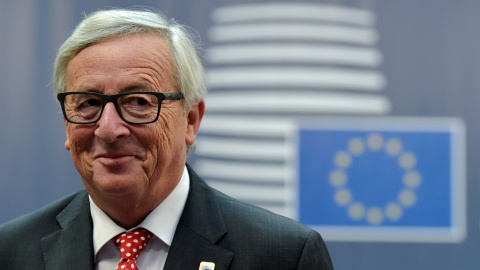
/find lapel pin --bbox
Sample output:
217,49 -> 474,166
199,261 -> 215,270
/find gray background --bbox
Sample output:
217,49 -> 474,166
0,0 -> 479,269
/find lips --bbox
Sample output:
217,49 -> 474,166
95,153 -> 136,159
94,152 -> 138,166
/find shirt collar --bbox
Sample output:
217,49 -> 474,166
89,165 -> 190,257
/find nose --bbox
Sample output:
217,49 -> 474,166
94,103 -> 130,144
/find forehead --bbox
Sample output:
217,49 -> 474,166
66,33 -> 175,92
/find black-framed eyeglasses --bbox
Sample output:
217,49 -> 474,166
57,91 -> 184,124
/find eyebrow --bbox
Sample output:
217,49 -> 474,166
74,82 -> 156,93
120,82 -> 155,93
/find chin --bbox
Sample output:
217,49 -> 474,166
91,174 -> 146,197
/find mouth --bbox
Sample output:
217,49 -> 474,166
94,153 -> 137,166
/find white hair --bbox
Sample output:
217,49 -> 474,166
54,8 -> 206,111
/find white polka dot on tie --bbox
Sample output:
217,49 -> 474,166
114,230 -> 152,269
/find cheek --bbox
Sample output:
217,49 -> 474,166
148,108 -> 186,155
66,126 -> 94,162
68,125 -> 89,144
65,132 -> 95,180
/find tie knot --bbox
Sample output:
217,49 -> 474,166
114,229 -> 153,261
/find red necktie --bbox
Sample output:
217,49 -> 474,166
114,229 -> 153,270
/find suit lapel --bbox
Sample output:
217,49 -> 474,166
41,191 -> 94,270
164,166 -> 233,270
38,167 -> 233,270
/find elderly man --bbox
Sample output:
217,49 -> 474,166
0,8 -> 333,270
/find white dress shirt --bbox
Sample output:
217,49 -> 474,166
89,166 -> 190,270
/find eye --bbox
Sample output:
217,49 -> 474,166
69,94 -> 102,110
130,97 -> 149,106
121,94 -> 157,108
80,98 -> 101,108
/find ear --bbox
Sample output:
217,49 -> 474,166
63,117 -> 71,151
185,99 -> 205,146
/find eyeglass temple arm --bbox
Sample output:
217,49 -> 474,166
164,92 -> 184,100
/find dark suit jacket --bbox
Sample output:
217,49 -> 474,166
0,166 -> 333,269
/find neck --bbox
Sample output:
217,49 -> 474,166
95,194 -> 161,229
90,175 -> 182,229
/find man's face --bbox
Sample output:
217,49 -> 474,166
64,34 -> 202,207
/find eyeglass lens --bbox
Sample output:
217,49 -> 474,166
63,93 -> 160,123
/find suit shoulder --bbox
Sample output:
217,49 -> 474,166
211,187 -> 333,269
0,190 -> 86,239
213,188 -> 313,236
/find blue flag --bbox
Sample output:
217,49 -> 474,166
297,118 -> 465,242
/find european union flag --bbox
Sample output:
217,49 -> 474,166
297,117 -> 465,243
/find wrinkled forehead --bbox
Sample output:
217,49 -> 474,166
66,34 -> 176,93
